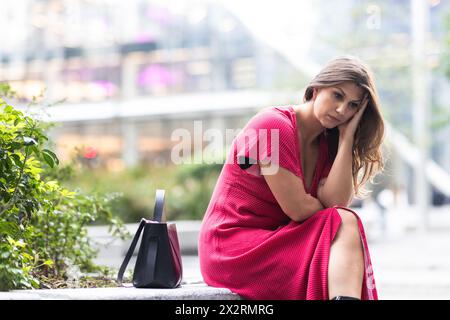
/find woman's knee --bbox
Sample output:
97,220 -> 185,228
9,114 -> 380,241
334,208 -> 360,239
336,208 -> 358,225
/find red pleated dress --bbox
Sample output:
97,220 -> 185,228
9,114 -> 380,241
198,106 -> 378,300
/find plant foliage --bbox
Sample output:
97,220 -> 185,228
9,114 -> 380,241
0,84 -> 129,291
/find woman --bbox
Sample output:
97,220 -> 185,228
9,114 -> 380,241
198,56 -> 385,300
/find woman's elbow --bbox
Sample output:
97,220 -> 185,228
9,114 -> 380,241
317,189 -> 351,208
283,207 -> 305,223
320,197 -> 352,208
282,202 -> 312,222
283,199 -> 320,223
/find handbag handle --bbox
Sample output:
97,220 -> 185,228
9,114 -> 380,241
117,189 -> 166,286
117,218 -> 146,286
152,189 -> 165,222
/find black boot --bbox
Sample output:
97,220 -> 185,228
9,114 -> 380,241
331,296 -> 360,300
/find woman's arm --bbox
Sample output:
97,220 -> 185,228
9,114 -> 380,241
317,96 -> 369,207
317,138 -> 354,207
261,162 -> 325,222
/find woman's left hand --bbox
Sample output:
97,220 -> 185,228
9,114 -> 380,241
337,94 -> 369,142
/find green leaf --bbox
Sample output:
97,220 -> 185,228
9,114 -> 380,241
10,142 -> 22,151
42,149 -> 59,166
5,157 -> 12,170
22,253 -> 33,261
43,260 -> 54,267
45,181 -> 59,190
60,189 -> 76,198
0,221 -> 17,234
11,154 -> 22,167
15,239 -> 26,249
30,146 -> 40,157
42,152 -> 55,168
30,278 -> 40,288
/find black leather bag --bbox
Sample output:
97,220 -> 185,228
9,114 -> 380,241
117,189 -> 183,288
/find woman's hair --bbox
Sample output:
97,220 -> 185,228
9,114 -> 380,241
303,55 -> 385,199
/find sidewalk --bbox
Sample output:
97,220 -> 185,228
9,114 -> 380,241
369,229 -> 450,300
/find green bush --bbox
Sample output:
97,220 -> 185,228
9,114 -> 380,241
0,84 -> 130,291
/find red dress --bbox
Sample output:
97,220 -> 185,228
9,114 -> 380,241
198,106 -> 378,300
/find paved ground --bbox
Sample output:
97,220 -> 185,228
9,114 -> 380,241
369,229 -> 450,299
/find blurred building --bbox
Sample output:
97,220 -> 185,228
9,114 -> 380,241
1,0 -> 449,206
0,0 -> 290,101
0,0 -> 305,169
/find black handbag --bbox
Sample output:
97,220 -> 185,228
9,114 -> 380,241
117,189 -> 183,288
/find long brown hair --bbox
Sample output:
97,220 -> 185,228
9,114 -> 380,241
304,55 -> 385,199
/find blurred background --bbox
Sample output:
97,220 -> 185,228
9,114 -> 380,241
1,0 -> 450,299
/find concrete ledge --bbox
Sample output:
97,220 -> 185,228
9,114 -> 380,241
1,283 -> 242,300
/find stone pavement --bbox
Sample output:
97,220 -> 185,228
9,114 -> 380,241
369,229 -> 450,300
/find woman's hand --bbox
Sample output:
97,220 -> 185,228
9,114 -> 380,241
337,94 -> 369,143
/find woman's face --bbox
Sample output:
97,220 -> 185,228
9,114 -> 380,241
312,81 -> 366,129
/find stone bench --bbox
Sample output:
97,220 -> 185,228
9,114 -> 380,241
0,283 -> 242,300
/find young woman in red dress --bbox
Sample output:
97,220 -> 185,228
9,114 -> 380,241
198,56 -> 385,300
